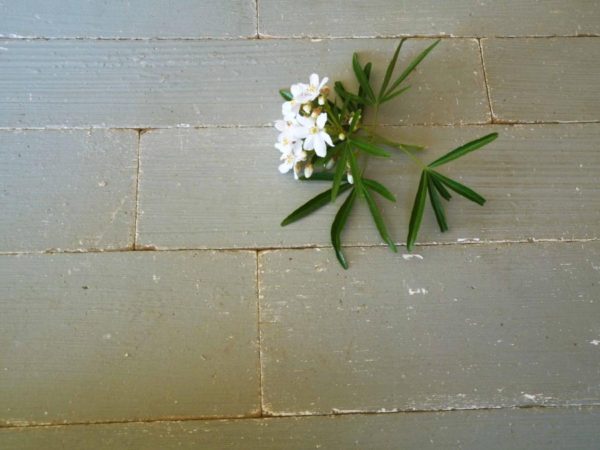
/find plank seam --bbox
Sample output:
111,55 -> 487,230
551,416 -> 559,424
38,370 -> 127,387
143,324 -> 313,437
132,129 -> 143,249
477,38 -> 495,123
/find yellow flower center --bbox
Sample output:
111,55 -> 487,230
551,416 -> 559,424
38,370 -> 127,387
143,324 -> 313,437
310,126 -> 318,135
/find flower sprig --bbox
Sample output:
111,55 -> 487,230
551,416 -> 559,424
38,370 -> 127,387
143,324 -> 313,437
275,40 -> 498,269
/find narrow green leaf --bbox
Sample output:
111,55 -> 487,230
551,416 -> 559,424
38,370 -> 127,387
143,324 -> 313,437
331,189 -> 357,269
334,81 -> 363,104
399,143 -> 426,152
406,172 -> 429,251
331,146 -> 349,202
350,138 -> 391,157
430,171 -> 486,206
363,186 -> 397,252
281,183 -> 352,226
279,89 -> 293,101
364,62 -> 372,80
428,133 -> 498,168
427,175 -> 448,232
346,148 -> 363,192
385,39 -> 440,98
430,175 -> 452,200
380,85 -> 411,104
352,53 -> 375,103
379,39 -> 406,101
363,178 -> 396,202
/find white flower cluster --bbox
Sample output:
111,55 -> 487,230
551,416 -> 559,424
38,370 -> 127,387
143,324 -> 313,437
275,74 -> 334,179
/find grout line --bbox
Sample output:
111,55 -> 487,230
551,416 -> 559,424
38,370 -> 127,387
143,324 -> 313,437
132,129 -> 143,249
1,403 -> 597,430
1,34 -> 599,42
0,238 -> 597,257
1,121 -> 600,133
477,38 -> 495,123
255,250 -> 265,416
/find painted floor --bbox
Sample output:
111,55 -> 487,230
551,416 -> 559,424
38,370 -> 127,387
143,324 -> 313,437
1,1 -> 599,448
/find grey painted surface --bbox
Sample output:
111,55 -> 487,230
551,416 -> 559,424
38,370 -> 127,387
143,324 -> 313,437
0,39 -> 487,128
259,243 -> 600,414
483,38 -> 600,122
0,130 -> 137,252
2,407 -> 600,449
137,124 -> 600,249
0,0 -> 256,38
0,251 -> 259,425
259,0 -> 600,38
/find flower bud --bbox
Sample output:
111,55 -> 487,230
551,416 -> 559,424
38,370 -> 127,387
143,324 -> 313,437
346,172 -> 354,184
302,104 -> 312,114
318,96 -> 325,105
338,133 -> 346,141
325,159 -> 335,170
304,163 -> 314,179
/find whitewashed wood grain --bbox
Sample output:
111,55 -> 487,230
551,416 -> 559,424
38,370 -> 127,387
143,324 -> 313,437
2,407 -> 600,449
0,39 -> 487,128
259,242 -> 600,414
0,251 -> 259,425
0,0 -> 256,38
259,0 -> 600,38
483,38 -> 600,122
137,124 -> 600,250
0,130 -> 137,252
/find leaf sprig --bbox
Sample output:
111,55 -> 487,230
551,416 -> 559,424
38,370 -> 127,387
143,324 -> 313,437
280,40 -> 498,269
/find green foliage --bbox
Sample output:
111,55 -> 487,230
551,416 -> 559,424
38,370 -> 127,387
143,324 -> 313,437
280,40 -> 498,268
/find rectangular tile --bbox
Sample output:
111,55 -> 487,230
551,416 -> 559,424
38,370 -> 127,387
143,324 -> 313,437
260,1 -> 600,38
483,38 -> 600,122
0,0 -> 256,38
2,407 -> 600,449
0,130 -> 137,252
137,124 -> 600,250
0,251 -> 258,425
0,39 -> 487,128
259,242 -> 600,414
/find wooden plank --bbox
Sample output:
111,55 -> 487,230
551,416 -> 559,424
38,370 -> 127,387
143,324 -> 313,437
0,130 -> 137,252
0,0 -> 256,38
0,251 -> 259,425
0,39 -> 487,128
259,242 -> 600,414
2,407 -> 600,449
259,0 -> 600,38
483,38 -> 600,123
137,124 -> 600,250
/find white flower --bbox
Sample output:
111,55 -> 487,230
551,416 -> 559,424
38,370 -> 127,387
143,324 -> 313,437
278,141 -> 307,179
282,98 -> 301,119
274,118 -> 301,142
294,74 -> 329,103
297,113 -> 333,157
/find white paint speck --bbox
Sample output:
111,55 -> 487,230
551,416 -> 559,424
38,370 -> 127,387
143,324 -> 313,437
152,274 -> 160,283
408,287 -> 429,295
590,340 -> 600,346
102,333 -> 112,340
402,254 -> 423,260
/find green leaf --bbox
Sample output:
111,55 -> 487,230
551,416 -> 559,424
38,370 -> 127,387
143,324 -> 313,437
428,133 -> 498,168
363,186 -> 397,252
429,171 -> 486,206
279,89 -> 293,101
430,175 -> 452,200
281,183 -> 352,226
363,178 -> 396,202
380,85 -> 411,104
331,146 -> 349,202
399,143 -> 426,152
379,39 -> 406,101
427,175 -> 448,232
352,53 -> 375,103
350,138 -> 391,158
331,189 -> 357,269
346,148 -> 363,191
407,172 -> 429,251
385,39 -> 440,98
334,81 -> 363,104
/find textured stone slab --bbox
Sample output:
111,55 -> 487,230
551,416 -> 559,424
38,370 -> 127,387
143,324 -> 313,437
259,0 -> 600,38
259,242 -> 600,414
0,0 -> 256,38
137,124 -> 600,249
0,130 -> 137,252
483,38 -> 600,122
0,39 -> 487,128
0,251 -> 258,425
2,407 -> 600,449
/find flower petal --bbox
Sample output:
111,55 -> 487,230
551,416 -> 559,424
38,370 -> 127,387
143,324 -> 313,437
319,77 -> 329,90
322,131 -> 334,147
313,135 -> 326,157
309,73 -> 319,87
316,113 -> 327,129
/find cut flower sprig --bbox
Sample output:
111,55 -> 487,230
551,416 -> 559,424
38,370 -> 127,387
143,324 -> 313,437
276,39 -> 498,269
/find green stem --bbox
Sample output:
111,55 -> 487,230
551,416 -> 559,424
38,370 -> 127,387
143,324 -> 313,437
362,126 -> 427,170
